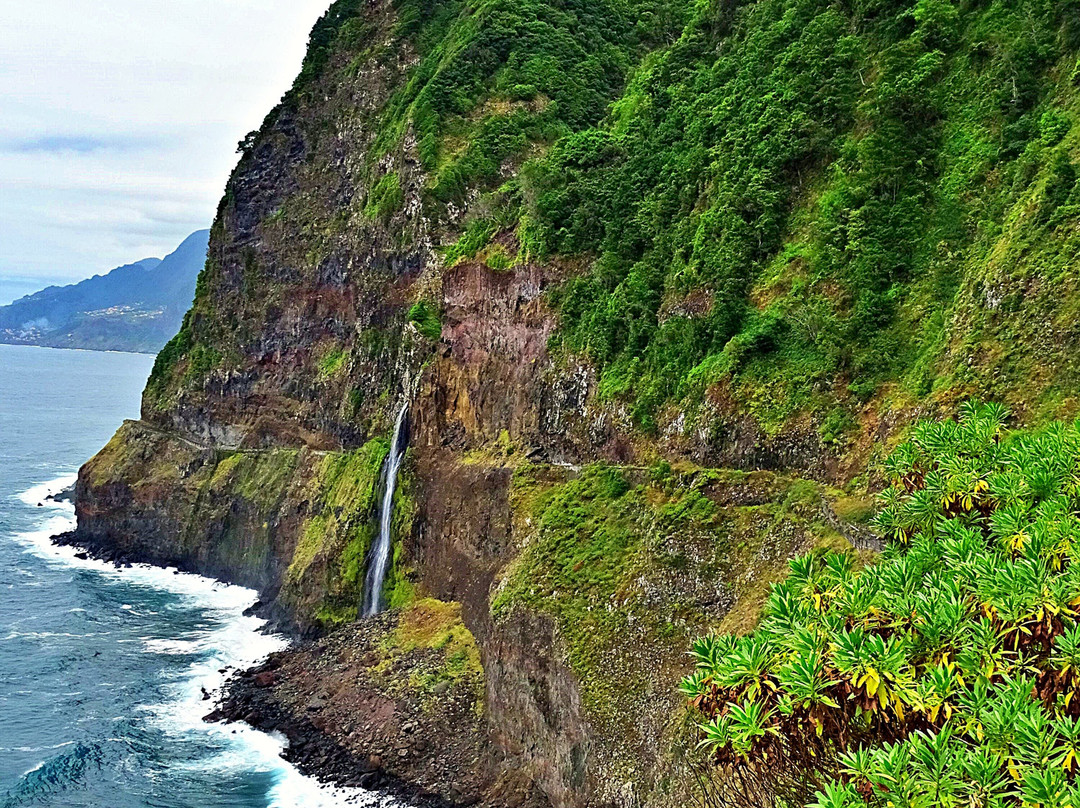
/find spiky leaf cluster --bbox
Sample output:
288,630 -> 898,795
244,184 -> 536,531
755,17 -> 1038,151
681,403 -> 1080,807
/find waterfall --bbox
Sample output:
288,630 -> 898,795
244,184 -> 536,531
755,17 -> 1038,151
362,402 -> 409,618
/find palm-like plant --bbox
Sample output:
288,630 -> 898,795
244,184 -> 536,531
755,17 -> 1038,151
726,699 -> 779,757
1052,716 -> 1080,773
1051,624 -> 1080,701
717,636 -> 776,702
809,781 -> 863,808
683,404 -> 1080,808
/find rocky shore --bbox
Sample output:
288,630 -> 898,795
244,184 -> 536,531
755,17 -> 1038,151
207,640 -> 457,808
49,524 -> 500,807
53,529 -> 150,567
206,602 -> 548,808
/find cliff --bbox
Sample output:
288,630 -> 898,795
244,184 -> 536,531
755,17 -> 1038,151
73,0 -> 1080,805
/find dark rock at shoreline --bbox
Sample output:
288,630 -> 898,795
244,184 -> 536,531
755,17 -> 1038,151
47,486 -> 76,505
52,530 -> 130,567
209,671 -> 456,807
206,608 -> 542,808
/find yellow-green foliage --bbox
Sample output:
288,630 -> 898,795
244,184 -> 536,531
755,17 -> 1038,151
461,429 -> 521,466
363,171 -> 403,221
379,598 -> 484,713
317,346 -> 348,379
210,453 -> 245,486
317,440 -> 389,511
831,495 -> 876,525
288,514 -> 329,581
682,403 -> 1080,808
528,0 -> 1080,435
87,425 -> 141,487
86,422 -> 205,490
383,454 -> 419,610
210,449 -> 300,508
406,301 -> 441,341
493,463 -> 838,729
284,439 -> 391,624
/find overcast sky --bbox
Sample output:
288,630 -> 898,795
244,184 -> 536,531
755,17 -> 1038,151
0,0 -> 331,304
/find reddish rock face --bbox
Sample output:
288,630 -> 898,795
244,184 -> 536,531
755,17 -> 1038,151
69,4 -> 872,807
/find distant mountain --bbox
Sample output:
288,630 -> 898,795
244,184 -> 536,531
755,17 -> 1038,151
0,230 -> 209,354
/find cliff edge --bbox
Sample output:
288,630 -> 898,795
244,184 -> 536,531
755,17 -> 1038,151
74,0 -> 1080,805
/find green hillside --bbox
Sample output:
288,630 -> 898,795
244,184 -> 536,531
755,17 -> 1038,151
122,0 -> 1080,804
167,0 -> 1080,436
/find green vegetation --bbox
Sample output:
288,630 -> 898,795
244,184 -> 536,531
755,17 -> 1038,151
317,345 -> 348,379
146,319 -> 193,400
383,452 -> 419,610
443,217 -> 499,266
144,252 -> 229,406
284,439 -> 391,624
364,171 -> 404,221
288,514 -> 330,582
378,598 -> 484,712
681,403 -> 1080,807
494,465 -> 637,641
494,462 -> 844,737
521,0 -> 1080,430
273,0 -> 1080,434
407,300 -> 442,341
161,0 -> 1080,436
154,0 -> 1080,440
375,0 -> 688,200
209,449 -> 300,509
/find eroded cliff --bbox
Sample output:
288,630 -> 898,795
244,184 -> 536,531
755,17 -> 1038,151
74,0 -> 1080,805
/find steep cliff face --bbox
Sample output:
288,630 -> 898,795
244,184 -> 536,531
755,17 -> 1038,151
75,0 -> 1080,805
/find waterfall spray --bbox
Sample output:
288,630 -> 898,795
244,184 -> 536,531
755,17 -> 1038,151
362,402 -> 409,617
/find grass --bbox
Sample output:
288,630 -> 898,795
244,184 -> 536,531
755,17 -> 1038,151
407,301 -> 442,342
492,461 -> 849,742
378,598 -> 484,714
288,514 -> 329,582
280,439 -> 393,624
317,346 -> 348,380
209,449 -> 300,509
363,171 -> 403,221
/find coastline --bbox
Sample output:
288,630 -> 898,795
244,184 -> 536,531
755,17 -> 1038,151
6,474 -> 381,807
0,340 -> 157,356
209,645 -> 468,808
48,525 -> 489,808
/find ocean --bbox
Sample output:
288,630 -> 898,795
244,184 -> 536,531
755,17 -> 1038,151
0,344 -> 376,807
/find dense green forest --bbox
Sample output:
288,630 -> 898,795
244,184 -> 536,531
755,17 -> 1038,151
163,0 -> 1080,439
527,0 -> 1080,431
286,0 -> 1080,435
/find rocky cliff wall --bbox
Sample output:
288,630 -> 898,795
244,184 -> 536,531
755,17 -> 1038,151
71,0 -> 1006,805
76,407 -> 869,807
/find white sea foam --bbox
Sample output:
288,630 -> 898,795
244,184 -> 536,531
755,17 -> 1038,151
0,741 -> 76,754
10,475 -> 390,807
16,473 -> 78,510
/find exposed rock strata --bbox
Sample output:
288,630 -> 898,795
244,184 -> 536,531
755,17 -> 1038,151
71,1 -> 880,805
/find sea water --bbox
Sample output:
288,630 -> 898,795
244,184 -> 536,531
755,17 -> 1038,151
0,344 -> 382,807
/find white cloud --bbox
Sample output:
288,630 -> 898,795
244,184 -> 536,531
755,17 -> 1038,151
0,0 -> 331,288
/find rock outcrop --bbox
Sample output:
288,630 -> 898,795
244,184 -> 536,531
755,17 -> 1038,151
73,0 -> 1080,804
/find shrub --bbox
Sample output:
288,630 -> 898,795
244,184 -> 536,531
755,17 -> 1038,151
681,402 -> 1080,807
407,300 -> 442,341
364,172 -> 404,221
1040,109 -> 1072,147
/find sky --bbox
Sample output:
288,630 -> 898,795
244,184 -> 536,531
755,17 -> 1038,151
0,0 -> 332,305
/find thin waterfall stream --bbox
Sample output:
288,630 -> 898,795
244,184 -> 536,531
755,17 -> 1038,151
362,402 -> 409,617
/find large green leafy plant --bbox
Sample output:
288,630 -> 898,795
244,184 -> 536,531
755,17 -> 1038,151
681,402 -> 1080,807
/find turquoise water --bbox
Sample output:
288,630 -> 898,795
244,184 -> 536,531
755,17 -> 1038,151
0,345 -> 376,807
